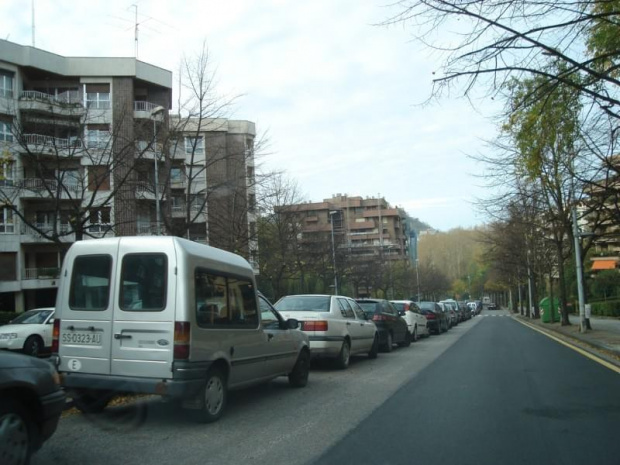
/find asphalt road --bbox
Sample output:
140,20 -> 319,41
32,311 -> 620,465
314,310 -> 620,465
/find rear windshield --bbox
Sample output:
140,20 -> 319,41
419,302 -> 435,311
69,255 -> 112,311
120,254 -> 167,312
356,302 -> 378,313
274,296 -> 330,312
391,302 -> 405,311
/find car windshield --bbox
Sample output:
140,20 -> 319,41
9,309 -> 52,324
274,296 -> 330,312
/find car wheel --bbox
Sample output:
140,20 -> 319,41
72,389 -> 112,414
288,350 -> 310,387
0,399 -> 36,465
368,334 -> 379,359
196,368 -> 227,423
412,326 -> 418,342
22,336 -> 42,357
335,340 -> 351,369
381,332 -> 393,353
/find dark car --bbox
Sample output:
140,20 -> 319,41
418,301 -> 449,334
0,351 -> 66,464
355,298 -> 410,352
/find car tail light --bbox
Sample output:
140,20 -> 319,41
425,312 -> 436,320
52,319 -> 60,353
303,320 -> 328,331
372,314 -> 388,321
174,321 -> 190,360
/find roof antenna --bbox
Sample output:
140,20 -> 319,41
133,4 -> 138,58
31,0 -> 35,47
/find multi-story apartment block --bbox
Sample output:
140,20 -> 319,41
0,40 -> 258,313
277,194 -> 412,261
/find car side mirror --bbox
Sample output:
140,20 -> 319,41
285,318 -> 300,329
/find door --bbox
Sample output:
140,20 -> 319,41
58,242 -> 118,376
350,299 -> 376,352
110,241 -> 176,379
259,296 -> 299,376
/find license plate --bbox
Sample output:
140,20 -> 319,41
61,332 -> 102,345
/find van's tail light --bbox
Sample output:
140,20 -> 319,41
372,314 -> 388,321
52,319 -> 60,353
303,320 -> 328,331
174,321 -> 190,360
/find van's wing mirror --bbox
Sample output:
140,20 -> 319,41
286,318 -> 300,330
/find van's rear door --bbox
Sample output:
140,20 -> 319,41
110,239 -> 176,379
58,241 -> 119,376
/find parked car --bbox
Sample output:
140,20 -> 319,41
0,308 -> 55,357
418,301 -> 448,334
458,301 -> 472,321
355,299 -> 410,351
436,302 -> 453,331
390,300 -> 429,341
467,301 -> 479,316
52,236 -> 310,423
440,300 -> 459,327
0,351 -> 66,464
274,294 -> 379,368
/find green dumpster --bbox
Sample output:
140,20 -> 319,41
539,297 -> 560,323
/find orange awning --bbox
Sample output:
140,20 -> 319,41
591,260 -> 618,270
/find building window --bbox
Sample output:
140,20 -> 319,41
87,124 -> 110,149
59,169 -> 80,192
190,194 -> 205,212
85,84 -> 111,109
0,207 -> 14,233
185,136 -> 204,155
0,121 -> 12,142
0,161 -> 15,187
171,195 -> 184,213
88,166 -> 111,191
248,194 -> 256,212
0,252 -> 17,280
170,167 -> 184,185
0,71 -> 14,98
88,207 -> 111,233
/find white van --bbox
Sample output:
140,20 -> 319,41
51,236 -> 310,422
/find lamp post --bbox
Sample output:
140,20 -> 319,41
329,210 -> 339,295
150,106 -> 165,235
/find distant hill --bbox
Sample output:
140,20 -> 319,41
408,217 -> 433,233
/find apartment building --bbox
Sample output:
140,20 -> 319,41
0,40 -> 258,312
277,194 -> 412,261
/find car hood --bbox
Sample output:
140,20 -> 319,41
0,323 -> 40,335
0,350 -> 50,369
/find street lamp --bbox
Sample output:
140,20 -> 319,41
329,210 -> 339,295
416,259 -> 421,302
150,106 -> 165,235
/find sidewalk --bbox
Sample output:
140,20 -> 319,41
515,314 -> 620,367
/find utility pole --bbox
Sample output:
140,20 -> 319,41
329,210 -> 339,295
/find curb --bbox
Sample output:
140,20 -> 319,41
513,315 -> 620,371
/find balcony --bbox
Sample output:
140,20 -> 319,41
19,178 -> 80,199
19,90 -> 84,117
23,267 -> 61,280
134,101 -> 163,119
21,224 -> 76,243
21,134 -> 83,157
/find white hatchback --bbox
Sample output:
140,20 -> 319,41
390,300 -> 430,341
0,308 -> 55,357
275,294 -> 379,369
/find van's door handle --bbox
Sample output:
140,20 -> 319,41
114,334 -> 132,340
346,322 -> 351,326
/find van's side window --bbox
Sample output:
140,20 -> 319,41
195,269 -> 258,329
69,255 -> 112,311
120,254 -> 167,312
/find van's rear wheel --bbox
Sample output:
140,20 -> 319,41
196,368 -> 227,423
288,349 -> 310,387
72,389 -> 112,414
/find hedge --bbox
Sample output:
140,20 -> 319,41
589,300 -> 620,318
0,311 -> 18,325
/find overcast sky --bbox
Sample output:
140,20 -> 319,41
0,0 -> 501,231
